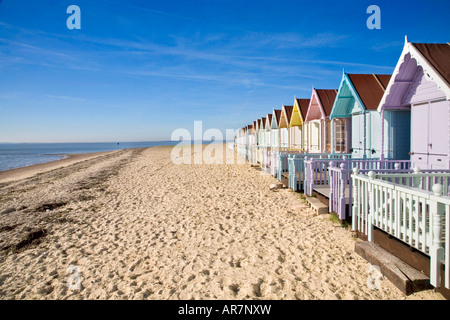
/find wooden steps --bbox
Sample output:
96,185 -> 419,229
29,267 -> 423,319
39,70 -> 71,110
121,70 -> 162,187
305,195 -> 328,215
355,241 -> 432,295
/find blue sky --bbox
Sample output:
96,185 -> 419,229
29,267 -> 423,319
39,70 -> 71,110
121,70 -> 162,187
0,0 -> 449,142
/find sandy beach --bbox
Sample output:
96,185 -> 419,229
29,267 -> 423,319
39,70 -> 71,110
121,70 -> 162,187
0,145 -> 445,300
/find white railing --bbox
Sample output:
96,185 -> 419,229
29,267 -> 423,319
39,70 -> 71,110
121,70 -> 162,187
352,169 -> 450,289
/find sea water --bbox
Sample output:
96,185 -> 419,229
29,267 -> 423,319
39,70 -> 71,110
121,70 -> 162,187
0,141 -> 180,172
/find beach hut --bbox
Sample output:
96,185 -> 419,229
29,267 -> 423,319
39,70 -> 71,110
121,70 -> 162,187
330,73 -> 391,158
304,88 -> 337,154
260,117 -> 266,148
245,124 -> 253,160
289,98 -> 310,151
378,39 -> 450,169
271,109 -> 282,150
279,105 -> 294,150
249,121 -> 257,164
265,114 -> 273,148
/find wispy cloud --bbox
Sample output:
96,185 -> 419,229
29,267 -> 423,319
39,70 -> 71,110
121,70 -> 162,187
42,94 -> 87,102
96,0 -> 196,21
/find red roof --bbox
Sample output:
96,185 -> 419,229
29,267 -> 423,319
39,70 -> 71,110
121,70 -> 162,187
283,105 -> 294,123
316,89 -> 337,116
412,42 -> 450,86
348,74 -> 391,110
296,98 -> 310,119
274,109 -> 282,126
266,114 -> 273,127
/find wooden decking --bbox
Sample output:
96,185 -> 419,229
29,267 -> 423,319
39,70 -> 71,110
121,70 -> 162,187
313,185 -> 351,204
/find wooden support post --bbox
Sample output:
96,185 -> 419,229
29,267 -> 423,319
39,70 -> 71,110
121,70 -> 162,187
413,166 -> 421,189
304,156 -> 309,194
339,163 -> 346,220
352,167 -> 360,231
329,161 -> 335,212
368,171 -> 375,242
430,183 -> 444,288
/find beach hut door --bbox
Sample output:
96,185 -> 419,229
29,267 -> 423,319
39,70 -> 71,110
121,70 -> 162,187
351,114 -> 364,158
411,100 -> 449,169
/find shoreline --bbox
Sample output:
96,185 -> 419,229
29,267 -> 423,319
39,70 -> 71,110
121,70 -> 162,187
0,150 -> 119,184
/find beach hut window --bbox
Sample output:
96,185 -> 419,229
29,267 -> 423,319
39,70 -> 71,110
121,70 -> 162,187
326,120 -> 332,153
335,119 -> 346,153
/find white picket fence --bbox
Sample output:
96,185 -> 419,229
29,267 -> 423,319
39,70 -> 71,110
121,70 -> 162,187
352,169 -> 450,289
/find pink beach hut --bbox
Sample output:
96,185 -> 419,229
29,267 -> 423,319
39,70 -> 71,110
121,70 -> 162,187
304,88 -> 338,153
378,38 -> 450,169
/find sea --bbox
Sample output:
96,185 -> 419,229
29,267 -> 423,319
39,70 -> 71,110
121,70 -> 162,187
0,141 -> 185,172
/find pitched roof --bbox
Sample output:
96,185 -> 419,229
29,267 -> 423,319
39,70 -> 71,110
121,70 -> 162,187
315,89 -> 337,116
283,105 -> 294,123
295,98 -> 310,119
266,114 -> 273,128
375,74 -> 391,89
261,117 -> 266,129
347,74 -> 391,110
412,42 -> 450,86
274,109 -> 282,125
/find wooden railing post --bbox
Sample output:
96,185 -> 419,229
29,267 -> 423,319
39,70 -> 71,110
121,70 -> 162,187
430,183 -> 444,288
329,161 -> 335,212
339,163 -> 346,220
288,155 -> 294,190
368,171 -> 375,242
352,167 -> 360,231
309,158 -> 315,196
413,166 -> 421,189
303,157 -> 309,195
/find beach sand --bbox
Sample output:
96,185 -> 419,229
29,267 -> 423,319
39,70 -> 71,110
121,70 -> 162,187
0,145 -> 445,300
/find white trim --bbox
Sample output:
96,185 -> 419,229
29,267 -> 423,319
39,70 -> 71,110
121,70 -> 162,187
377,41 -> 450,112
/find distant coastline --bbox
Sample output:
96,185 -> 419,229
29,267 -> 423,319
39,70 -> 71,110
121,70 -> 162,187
0,140 -> 233,172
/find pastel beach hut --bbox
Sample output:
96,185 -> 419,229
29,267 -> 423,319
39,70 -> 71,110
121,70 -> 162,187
329,73 -> 391,158
279,105 -> 294,151
265,114 -> 273,149
289,98 -> 310,152
304,88 -> 337,154
271,109 -> 282,150
351,40 -> 450,293
257,117 -> 266,165
245,124 -> 254,161
378,39 -> 450,169
254,119 -> 262,163
249,121 -> 257,164
260,117 -> 266,148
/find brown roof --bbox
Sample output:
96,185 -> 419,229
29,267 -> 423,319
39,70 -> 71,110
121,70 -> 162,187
274,109 -> 282,125
347,74 -> 391,110
261,117 -> 266,129
266,114 -> 273,127
412,43 -> 450,86
375,74 -> 391,89
283,105 -> 294,123
315,89 -> 337,116
296,98 -> 310,119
